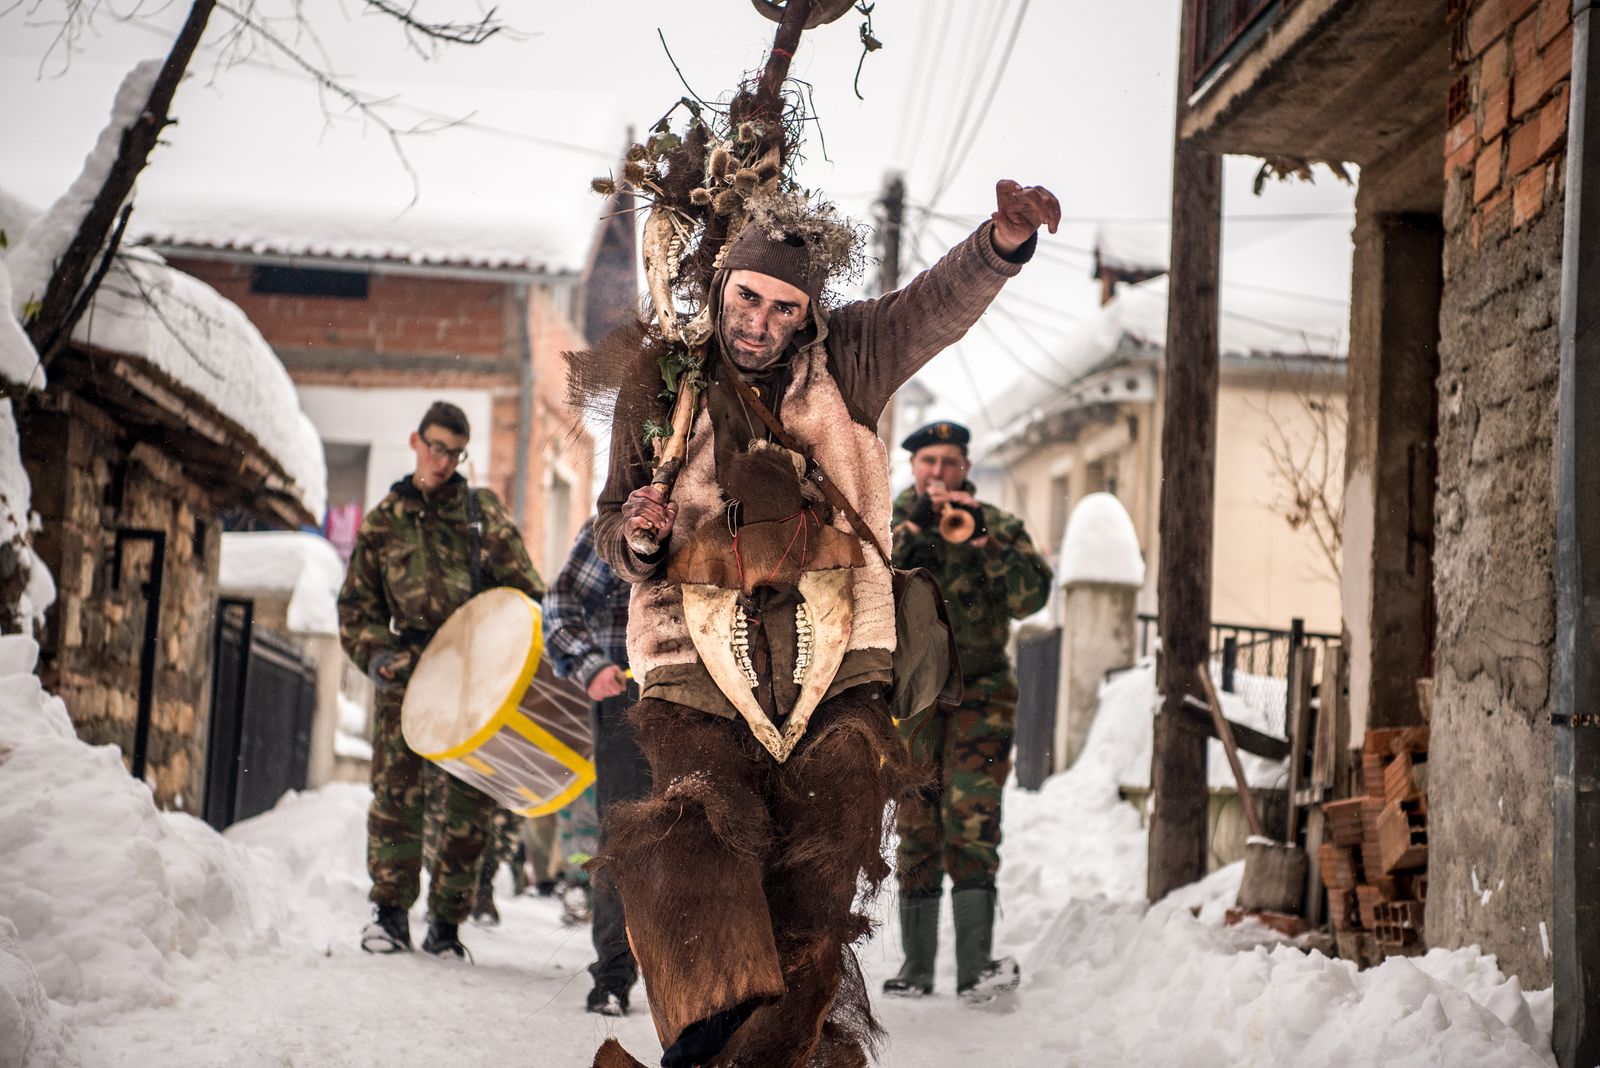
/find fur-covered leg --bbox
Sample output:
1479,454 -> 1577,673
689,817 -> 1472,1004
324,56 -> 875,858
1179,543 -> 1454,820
719,688 -> 909,1068
592,1038 -> 651,1068
597,700 -> 787,1051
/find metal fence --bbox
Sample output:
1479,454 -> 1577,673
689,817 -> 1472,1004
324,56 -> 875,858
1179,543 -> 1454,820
1137,614 -> 1341,739
203,599 -> 317,831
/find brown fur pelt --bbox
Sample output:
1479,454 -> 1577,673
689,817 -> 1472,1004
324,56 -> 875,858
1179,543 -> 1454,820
561,319 -> 672,445
591,686 -> 911,1068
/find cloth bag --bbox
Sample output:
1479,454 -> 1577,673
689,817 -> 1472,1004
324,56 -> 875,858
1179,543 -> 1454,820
718,355 -> 962,720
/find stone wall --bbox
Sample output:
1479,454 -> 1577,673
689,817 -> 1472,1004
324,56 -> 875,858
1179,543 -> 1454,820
1428,0 -> 1571,984
23,395 -> 220,812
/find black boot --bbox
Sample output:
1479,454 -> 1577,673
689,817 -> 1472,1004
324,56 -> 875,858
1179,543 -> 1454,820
586,985 -> 630,1016
471,860 -> 500,927
421,919 -> 473,961
659,999 -> 760,1068
882,893 -> 939,996
360,904 -> 412,953
952,887 -> 1019,1003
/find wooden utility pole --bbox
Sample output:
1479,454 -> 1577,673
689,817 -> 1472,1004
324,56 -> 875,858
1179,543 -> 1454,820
877,171 -> 906,445
1554,3 -> 1600,1064
1147,3 -> 1223,901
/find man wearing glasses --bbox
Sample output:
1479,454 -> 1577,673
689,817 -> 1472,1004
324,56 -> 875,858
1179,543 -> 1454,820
338,400 -> 545,959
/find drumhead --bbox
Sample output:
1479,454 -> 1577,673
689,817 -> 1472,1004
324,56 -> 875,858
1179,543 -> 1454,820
401,587 -> 542,757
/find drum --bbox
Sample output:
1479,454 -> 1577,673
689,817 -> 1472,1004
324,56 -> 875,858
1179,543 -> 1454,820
401,587 -> 595,817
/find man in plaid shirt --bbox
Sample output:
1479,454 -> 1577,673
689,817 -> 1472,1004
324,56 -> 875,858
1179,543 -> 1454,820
544,516 -> 651,1016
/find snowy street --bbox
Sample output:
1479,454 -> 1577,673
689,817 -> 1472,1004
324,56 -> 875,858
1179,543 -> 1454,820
2,643 -> 1556,1068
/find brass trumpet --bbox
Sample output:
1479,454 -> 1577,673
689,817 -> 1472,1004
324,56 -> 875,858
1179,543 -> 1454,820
928,480 -> 978,543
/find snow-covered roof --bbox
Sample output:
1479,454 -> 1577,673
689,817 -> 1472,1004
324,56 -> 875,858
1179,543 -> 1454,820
74,248 -> 329,521
1058,492 -> 1145,588
1093,223 -> 1170,276
138,204 -> 573,275
218,532 -> 345,636
3,62 -> 326,521
983,274 -> 1347,456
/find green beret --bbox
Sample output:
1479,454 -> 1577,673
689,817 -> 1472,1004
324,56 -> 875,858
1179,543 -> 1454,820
901,421 -> 971,454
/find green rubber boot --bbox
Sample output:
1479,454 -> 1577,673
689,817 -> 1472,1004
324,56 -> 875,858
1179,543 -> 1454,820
882,893 -> 940,997
952,886 -> 1020,1003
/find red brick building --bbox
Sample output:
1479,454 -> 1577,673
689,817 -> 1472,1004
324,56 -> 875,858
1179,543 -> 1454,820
149,193 -> 636,580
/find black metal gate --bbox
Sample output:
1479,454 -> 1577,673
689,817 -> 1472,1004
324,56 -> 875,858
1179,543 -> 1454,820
1014,628 -> 1063,791
203,599 -> 317,830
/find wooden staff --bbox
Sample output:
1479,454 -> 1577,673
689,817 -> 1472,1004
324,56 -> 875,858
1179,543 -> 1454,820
647,0 -> 813,502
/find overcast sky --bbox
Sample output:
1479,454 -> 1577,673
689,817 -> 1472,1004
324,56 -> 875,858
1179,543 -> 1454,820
0,0 -> 1358,434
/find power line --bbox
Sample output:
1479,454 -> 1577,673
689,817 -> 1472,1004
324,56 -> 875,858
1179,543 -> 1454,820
927,0 -> 1012,204
117,11 -> 619,161
902,0 -> 957,177
929,0 -> 1032,209
891,7 -> 938,163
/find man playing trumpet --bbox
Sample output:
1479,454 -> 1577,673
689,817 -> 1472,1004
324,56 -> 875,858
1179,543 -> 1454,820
885,420 -> 1052,1002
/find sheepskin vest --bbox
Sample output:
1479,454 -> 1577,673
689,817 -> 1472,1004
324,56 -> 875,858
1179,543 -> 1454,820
626,342 -> 895,691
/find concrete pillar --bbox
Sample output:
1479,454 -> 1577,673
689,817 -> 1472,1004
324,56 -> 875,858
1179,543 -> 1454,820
305,634 -> 343,788
1341,207 -> 1441,738
1054,492 -> 1145,770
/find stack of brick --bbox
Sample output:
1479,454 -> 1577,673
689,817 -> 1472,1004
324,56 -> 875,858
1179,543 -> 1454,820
1318,727 -> 1430,966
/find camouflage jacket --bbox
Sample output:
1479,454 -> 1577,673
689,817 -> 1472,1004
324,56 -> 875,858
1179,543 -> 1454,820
891,483 -> 1051,681
338,473 -> 545,676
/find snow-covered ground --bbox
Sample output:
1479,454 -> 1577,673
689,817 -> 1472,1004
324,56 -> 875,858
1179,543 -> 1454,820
1,642 -> 1554,1068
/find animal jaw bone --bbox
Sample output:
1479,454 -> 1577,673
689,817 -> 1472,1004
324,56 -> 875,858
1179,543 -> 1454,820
642,205 -> 694,342
793,602 -> 813,684
679,570 -> 853,763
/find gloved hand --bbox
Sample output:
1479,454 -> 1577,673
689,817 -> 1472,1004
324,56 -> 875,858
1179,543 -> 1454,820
368,648 -> 414,688
906,494 -> 938,531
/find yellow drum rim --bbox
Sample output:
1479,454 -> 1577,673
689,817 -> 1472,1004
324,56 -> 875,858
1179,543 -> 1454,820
502,708 -> 597,816
418,589 -> 544,762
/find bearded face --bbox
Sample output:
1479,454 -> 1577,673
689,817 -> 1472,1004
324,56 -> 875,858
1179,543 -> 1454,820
720,269 -> 811,371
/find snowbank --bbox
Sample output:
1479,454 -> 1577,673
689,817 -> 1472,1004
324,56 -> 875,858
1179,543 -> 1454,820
0,399 -> 56,633
0,635 -> 292,1026
973,654 -> 1552,1068
219,531 -> 345,636
1063,658 -> 1285,791
1057,491 -> 1145,587
0,252 -> 42,390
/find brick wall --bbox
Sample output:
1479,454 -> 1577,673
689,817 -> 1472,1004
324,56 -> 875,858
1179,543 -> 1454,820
1448,0 -> 1571,240
23,396 -> 220,812
169,258 -> 513,361
1428,0 -> 1571,986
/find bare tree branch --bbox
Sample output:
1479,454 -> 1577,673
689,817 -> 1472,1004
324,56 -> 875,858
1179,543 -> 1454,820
360,0 -> 502,46
1259,362 -> 1346,585
39,202 -> 133,368
24,0 -> 216,356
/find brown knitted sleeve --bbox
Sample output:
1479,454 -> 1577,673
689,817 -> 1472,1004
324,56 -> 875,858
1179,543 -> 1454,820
825,220 -> 1034,423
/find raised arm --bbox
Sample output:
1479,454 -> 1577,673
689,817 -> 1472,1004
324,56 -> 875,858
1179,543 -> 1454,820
828,180 -> 1060,422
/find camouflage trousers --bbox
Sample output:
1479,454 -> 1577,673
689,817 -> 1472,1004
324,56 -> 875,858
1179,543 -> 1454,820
368,682 -> 497,924
894,672 -> 1018,896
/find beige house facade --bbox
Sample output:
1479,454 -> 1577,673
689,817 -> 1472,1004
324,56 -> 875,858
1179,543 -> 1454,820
987,265 -> 1346,635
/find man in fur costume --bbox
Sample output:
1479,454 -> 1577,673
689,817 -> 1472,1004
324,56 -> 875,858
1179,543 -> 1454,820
590,179 -> 1059,1068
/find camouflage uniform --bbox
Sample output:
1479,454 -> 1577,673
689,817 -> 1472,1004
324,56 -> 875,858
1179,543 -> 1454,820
339,473 -> 544,925
890,484 -> 1051,895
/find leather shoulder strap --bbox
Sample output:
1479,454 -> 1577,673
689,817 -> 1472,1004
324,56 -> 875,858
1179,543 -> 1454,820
717,350 -> 893,569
